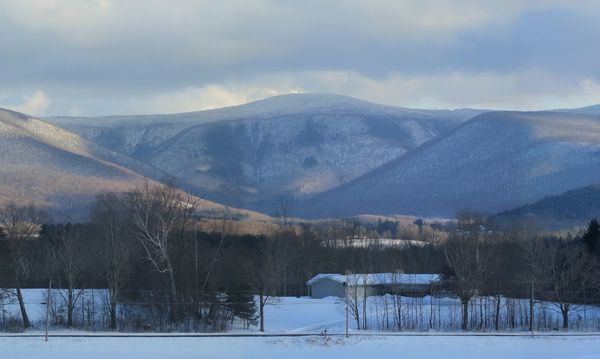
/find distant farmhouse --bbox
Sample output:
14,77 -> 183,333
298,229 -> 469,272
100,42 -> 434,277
306,273 -> 441,299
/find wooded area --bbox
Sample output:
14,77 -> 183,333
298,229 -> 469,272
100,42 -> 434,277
1,182 -> 600,333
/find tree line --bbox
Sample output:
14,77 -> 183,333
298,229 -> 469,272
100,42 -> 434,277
1,183 -> 600,332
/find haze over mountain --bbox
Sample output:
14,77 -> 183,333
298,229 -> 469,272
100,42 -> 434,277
299,110 -> 600,218
47,94 -> 483,213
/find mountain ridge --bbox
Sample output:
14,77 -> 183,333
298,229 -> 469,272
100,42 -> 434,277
297,110 -> 600,218
0,108 -> 269,222
45,94 -> 484,213
493,183 -> 600,229
7,93 -> 600,221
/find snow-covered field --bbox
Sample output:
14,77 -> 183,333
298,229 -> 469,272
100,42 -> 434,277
2,290 -> 600,358
1,335 -> 600,359
1,290 -> 345,333
260,296 -> 600,334
3,290 -> 600,334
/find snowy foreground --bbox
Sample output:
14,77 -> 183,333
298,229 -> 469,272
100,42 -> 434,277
2,291 -> 600,358
6,290 -> 600,333
1,335 -> 600,359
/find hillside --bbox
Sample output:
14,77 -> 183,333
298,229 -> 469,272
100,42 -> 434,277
494,184 -> 600,228
299,111 -> 600,218
0,108 -> 153,219
0,108 -> 270,222
557,104 -> 600,117
46,94 -> 482,213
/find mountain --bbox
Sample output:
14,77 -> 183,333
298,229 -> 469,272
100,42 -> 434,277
0,108 -> 268,222
11,94 -> 600,221
556,104 -> 600,117
493,184 -> 600,229
46,94 -> 482,213
0,107 -> 153,220
298,111 -> 600,218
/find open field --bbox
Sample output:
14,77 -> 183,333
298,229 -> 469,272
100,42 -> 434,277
3,290 -> 600,334
1,334 -> 600,359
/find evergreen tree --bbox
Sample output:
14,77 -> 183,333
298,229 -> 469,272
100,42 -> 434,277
226,291 -> 257,329
582,218 -> 600,254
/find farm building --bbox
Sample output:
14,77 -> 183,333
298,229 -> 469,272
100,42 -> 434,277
306,273 -> 441,299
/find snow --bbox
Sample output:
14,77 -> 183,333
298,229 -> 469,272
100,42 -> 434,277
43,93 -> 470,213
306,273 -> 441,286
5,290 -> 600,334
3,290 -> 600,358
1,335 -> 600,359
259,297 -> 343,333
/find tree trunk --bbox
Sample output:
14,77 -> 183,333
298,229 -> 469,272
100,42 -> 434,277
67,289 -> 74,327
68,294 -> 73,327
397,293 -> 402,331
479,298 -> 484,329
362,288 -> 367,330
259,292 -> 265,332
15,286 -> 30,329
494,294 -> 500,331
561,305 -> 570,329
110,301 -> 117,330
529,287 -> 534,332
168,269 -> 179,323
461,298 -> 469,331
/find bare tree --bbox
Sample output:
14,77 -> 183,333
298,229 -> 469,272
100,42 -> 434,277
389,271 -> 405,331
537,240 -> 597,329
344,271 -> 363,330
128,181 -> 198,322
46,223 -> 86,327
517,228 -> 545,332
90,193 -> 132,330
444,212 -> 495,331
0,202 -> 45,329
252,237 -> 287,332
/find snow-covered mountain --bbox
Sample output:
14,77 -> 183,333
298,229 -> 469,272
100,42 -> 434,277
9,94 -> 600,220
0,107 -> 267,222
556,104 -> 600,117
0,107 -> 152,219
47,94 -> 482,213
299,111 -> 600,218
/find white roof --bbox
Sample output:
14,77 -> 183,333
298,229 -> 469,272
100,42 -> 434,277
307,273 -> 441,286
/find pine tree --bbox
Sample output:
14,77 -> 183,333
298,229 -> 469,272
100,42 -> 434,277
226,291 -> 257,329
582,218 -> 600,254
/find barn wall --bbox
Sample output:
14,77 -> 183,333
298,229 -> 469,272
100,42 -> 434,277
309,278 -> 346,298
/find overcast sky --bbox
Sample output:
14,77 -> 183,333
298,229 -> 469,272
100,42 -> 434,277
1,0 -> 600,116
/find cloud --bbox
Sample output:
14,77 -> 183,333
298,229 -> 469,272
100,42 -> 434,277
113,70 -> 600,115
298,70 -> 600,110
8,70 -> 599,116
0,1 -> 532,44
2,0 -> 115,44
4,91 -> 51,116
1,1 -> 600,115
145,85 -> 301,113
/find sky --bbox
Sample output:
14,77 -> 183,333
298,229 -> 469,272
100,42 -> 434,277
1,0 -> 600,116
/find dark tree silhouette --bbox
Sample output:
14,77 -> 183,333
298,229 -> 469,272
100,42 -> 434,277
582,218 -> 600,254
